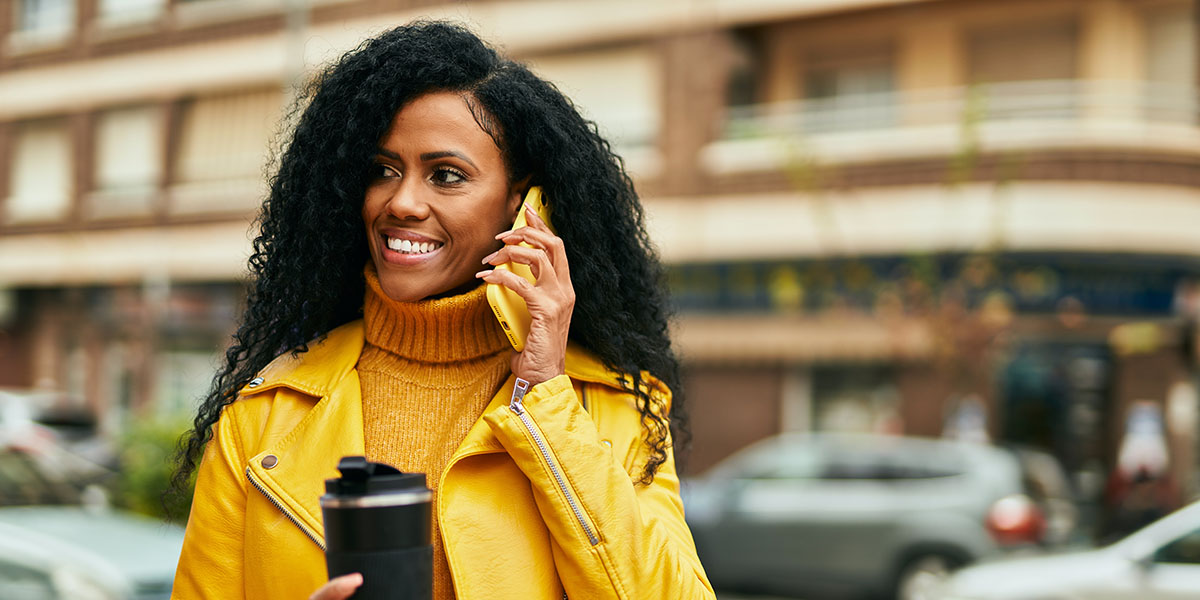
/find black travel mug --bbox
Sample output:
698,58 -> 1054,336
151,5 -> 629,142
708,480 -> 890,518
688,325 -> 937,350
321,456 -> 432,600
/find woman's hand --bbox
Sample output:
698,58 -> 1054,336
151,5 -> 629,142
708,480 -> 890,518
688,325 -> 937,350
309,573 -> 362,600
477,206 -> 575,385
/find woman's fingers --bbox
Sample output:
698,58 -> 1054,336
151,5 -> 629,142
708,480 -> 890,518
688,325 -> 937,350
497,209 -> 568,260
524,204 -> 548,228
476,267 -> 537,302
309,573 -> 362,600
481,245 -> 552,281
495,232 -> 569,283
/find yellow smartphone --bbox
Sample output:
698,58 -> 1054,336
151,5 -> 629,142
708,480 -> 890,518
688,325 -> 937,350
487,186 -> 555,352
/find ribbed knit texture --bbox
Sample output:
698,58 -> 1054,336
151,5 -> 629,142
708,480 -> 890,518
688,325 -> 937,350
357,266 -> 512,600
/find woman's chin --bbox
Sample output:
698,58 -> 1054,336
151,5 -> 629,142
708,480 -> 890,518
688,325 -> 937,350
425,279 -> 485,300
377,276 -> 482,303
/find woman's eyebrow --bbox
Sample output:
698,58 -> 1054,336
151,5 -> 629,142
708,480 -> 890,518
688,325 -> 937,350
376,148 -> 403,161
375,148 -> 479,170
420,150 -> 477,169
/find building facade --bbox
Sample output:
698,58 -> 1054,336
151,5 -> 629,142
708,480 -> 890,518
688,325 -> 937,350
1,0 -> 1198,515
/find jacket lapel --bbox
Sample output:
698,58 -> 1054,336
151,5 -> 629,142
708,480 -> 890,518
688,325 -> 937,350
244,322 -> 368,548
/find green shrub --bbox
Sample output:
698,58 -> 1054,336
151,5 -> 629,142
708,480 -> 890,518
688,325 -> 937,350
113,418 -> 194,524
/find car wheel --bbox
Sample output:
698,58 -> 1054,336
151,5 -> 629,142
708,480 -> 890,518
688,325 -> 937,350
895,554 -> 957,600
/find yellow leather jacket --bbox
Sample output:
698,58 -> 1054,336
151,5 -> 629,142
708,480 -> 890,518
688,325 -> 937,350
173,321 -> 714,599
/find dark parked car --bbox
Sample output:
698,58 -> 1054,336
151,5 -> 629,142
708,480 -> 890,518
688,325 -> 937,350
683,433 -> 1075,600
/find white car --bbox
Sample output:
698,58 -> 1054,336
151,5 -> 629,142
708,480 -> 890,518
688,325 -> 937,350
939,499 -> 1200,600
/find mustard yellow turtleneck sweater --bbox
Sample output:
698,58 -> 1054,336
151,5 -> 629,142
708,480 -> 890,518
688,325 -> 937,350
357,266 -> 512,599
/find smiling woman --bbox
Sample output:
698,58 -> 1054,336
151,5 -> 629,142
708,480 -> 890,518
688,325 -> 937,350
169,20 -> 714,600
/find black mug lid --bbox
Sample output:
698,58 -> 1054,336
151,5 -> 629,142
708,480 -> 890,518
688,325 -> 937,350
324,456 -> 427,496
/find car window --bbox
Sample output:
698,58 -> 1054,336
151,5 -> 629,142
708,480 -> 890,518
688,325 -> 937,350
734,443 -> 823,480
819,457 -> 960,480
1154,527 -> 1200,564
732,438 -> 965,480
818,444 -> 963,480
0,559 -> 56,600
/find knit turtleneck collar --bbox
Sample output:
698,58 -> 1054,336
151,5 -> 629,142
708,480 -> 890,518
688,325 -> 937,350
362,264 -> 510,363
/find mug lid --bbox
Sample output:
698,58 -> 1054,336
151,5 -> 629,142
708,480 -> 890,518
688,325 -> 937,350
324,455 -> 427,496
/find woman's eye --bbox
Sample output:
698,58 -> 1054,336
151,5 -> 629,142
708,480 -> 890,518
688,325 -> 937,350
372,164 -> 400,179
431,167 -> 466,185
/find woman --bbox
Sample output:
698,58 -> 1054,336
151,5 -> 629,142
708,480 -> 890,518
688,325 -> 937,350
171,20 -> 714,600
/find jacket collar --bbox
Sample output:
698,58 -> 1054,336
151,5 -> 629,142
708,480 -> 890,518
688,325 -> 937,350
240,321 -> 365,397
243,319 -> 628,398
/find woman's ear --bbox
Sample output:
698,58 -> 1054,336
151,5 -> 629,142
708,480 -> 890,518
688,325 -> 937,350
506,175 -> 533,219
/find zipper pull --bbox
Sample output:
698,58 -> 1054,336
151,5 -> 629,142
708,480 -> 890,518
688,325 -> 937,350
509,377 -> 531,414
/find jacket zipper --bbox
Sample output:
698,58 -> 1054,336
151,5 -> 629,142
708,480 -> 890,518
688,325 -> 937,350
508,378 -> 600,546
245,466 -> 326,551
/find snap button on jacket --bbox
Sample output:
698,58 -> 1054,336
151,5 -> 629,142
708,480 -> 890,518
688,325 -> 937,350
172,321 -> 715,599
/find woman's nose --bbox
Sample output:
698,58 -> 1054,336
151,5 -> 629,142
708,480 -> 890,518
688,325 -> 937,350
385,182 -> 431,220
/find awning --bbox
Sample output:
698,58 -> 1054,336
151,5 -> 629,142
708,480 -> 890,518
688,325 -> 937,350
672,314 -> 934,363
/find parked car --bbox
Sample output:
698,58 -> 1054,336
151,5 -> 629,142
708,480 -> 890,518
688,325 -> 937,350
683,433 -> 1075,600
0,518 -> 129,600
938,498 -> 1200,599
0,506 -> 185,600
0,389 -> 115,506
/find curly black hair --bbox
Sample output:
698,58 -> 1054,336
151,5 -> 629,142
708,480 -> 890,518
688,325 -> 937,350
172,21 -> 686,495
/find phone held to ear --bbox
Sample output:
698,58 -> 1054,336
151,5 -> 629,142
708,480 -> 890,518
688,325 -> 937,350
487,186 -> 556,352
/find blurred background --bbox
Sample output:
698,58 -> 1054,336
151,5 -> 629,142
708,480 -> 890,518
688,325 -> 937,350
0,0 -> 1199,598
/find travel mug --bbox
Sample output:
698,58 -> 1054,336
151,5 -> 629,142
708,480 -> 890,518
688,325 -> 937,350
321,456 -> 432,600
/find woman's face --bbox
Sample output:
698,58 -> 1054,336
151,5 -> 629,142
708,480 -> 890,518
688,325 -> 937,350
362,92 -> 523,302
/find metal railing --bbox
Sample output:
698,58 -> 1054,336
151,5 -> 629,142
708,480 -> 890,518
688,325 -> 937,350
722,79 -> 1200,140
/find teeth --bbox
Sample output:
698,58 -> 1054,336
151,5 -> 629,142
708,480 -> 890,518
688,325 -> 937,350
387,237 -> 440,255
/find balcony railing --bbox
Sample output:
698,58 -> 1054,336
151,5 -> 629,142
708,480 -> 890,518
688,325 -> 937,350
723,79 -> 1199,138
707,80 -> 1200,173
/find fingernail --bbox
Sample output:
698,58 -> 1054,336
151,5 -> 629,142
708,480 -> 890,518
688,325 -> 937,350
343,573 -> 363,590
476,270 -> 491,278
481,252 -> 496,264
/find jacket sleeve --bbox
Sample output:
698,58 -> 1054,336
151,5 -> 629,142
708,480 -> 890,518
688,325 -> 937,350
484,375 -> 715,600
173,405 -> 248,599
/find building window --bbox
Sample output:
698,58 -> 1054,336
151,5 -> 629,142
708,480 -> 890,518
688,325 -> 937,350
968,20 -> 1078,119
527,45 -> 662,150
726,29 -> 765,109
802,45 -> 896,133
170,88 -> 282,214
95,0 -> 165,27
1144,2 -> 1198,123
88,105 -> 163,219
12,0 -> 75,43
5,119 -> 73,224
